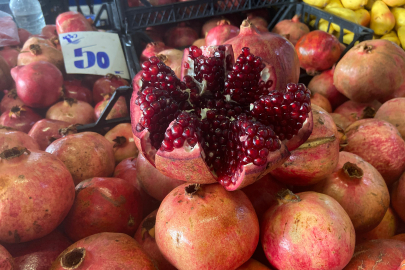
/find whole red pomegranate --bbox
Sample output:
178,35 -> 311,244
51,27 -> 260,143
375,98 -> 405,138
272,15 -> 310,45
63,81 -> 93,104
380,78 -> 405,103
0,47 -> 19,68
164,23 -> 199,48
392,172 -> 405,222
62,177 -> 143,242
156,183 -> 259,270
334,100 -> 381,125
134,210 -> 177,270
247,16 -> 269,33
0,245 -> 14,269
334,40 -> 405,103
140,42 -> 172,62
133,46 -> 313,190
224,20 -> 300,91
28,119 -> 70,150
330,113 -> 351,130
18,29 -> 32,46
0,89 -> 24,113
136,153 -> 184,201
56,11 -> 93,34
0,128 -> 40,152
156,49 -> 183,78
50,233 -> 158,269
0,147 -> 75,243
202,17 -> 222,36
310,92 -> 332,113
313,151 -> 390,233
41,25 -> 57,39
343,239 -> 405,269
236,259 -> 271,270
46,99 -> 95,125
46,132 -> 115,185
94,96 -> 128,121
0,55 -> 12,92
343,119 -> 405,186
104,123 -> 138,164
270,105 -> 339,186
295,30 -> 341,75
205,20 -> 239,46
93,74 -> 129,104
11,61 -> 63,108
307,68 -> 348,109
261,190 -> 355,270
0,105 -> 42,133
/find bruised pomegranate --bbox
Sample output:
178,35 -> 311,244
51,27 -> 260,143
50,232 -> 158,269
205,20 -> 239,46
94,96 -> 128,121
28,119 -> 70,150
310,92 -> 332,113
295,30 -> 341,75
46,132 -> 115,185
343,119 -> 405,186
104,123 -> 138,164
392,172 -> 405,222
11,61 -> 63,108
334,40 -> 405,103
63,81 -> 93,104
0,245 -> 14,269
156,183 -> 259,270
0,127 -> 40,152
56,11 -> 93,34
133,45 -> 313,191
375,97 -> 405,139
272,15 -> 310,46
156,49 -> 183,78
334,100 -> 381,125
46,98 -> 95,125
0,55 -> 12,92
41,25 -> 57,39
0,105 -> 42,133
313,151 -> 389,233
140,42 -> 172,63
93,74 -> 129,104
0,47 -> 19,68
0,147 -> 75,243
261,190 -> 355,270
164,23 -> 199,48
0,89 -> 24,113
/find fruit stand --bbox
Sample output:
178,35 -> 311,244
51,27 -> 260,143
1,0 -> 405,269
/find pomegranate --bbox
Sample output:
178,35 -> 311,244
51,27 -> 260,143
307,68 -> 348,109
0,105 -> 42,133
313,151 -> 389,233
261,190 -> 355,270
310,92 -> 332,113
134,46 -> 313,190
104,123 -> 138,164
0,245 -> 14,270
202,17 -> 222,36
46,98 -> 95,125
140,42 -> 172,63
63,81 -> 93,104
45,132 -> 115,185
156,183 -> 259,270
272,15 -> 310,46
62,177 -> 143,242
164,23 -> 199,48
329,113 -> 351,130
375,97 -> 405,139
18,37 -> 64,71
343,239 -> 405,269
94,96 -> 128,121
334,100 -> 381,125
193,38 -> 206,47
0,128 -> 40,152
236,259 -> 271,270
0,47 -> 19,68
82,74 -> 102,90
93,74 -> 129,104
0,89 -> 24,113
241,173 -> 286,221
28,119 -> 70,150
134,210 -> 176,270
0,55 -> 12,92
248,17 -> 269,33
136,153 -> 184,201
0,147 -> 75,243
41,25 -> 57,39
205,20 -> 239,46
343,119 -> 405,186
11,61 -> 63,108
392,172 -> 405,222
18,28 -> 32,46
334,40 -> 405,103
56,11 -> 93,34
156,49 -> 183,78
295,30 -> 341,75
380,78 -> 405,103
270,105 -> 339,186
145,26 -> 164,42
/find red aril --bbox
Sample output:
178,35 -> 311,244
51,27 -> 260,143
0,245 -> 14,269
0,47 -> 19,68
205,20 -> 239,46
0,55 -> 12,92
310,92 -> 332,113
41,25 -> 57,39
392,172 -> 405,222
334,100 -> 381,125
94,95 -> 128,121
140,42 -> 172,63
0,89 -> 24,113
63,81 -> 93,104
46,99 -> 95,125
156,49 -> 183,78
104,123 -> 138,164
0,127 -> 40,152
56,11 -> 93,34
0,105 -> 42,133
375,97 -> 405,138
93,74 -> 129,104
28,119 -> 70,150
272,15 -> 310,45
18,28 -> 32,46
164,23 -> 199,48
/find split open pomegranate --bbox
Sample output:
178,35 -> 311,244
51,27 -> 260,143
131,45 -> 313,190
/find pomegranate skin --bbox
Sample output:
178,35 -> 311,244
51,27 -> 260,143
156,183 -> 260,270
375,97 -> 405,139
140,42 -> 172,63
94,96 -> 128,121
156,49 -> 183,78
270,105 -> 339,186
105,123 -> 138,164
0,149 -> 75,243
0,106 -> 43,133
392,172 -> 405,222
0,55 -> 12,92
0,89 -> 25,114
334,100 -> 381,125
164,24 -> 199,48
248,17 -> 269,33
330,113 -> 351,130
343,239 -> 405,270
18,29 -> 32,47
28,119 -> 70,150
63,81 -> 93,104
92,74 -> 129,104
343,119 -> 405,186
310,92 -> 332,113
134,210 -> 177,270
11,61 -> 63,108
56,11 -> 93,34
62,177 -> 143,242
313,151 -> 390,233
392,234 -> 405,242
45,132 -> 115,185
295,30 -> 341,75
205,20 -> 239,46
261,191 -> 355,270
236,259 -> 271,270
0,47 -> 19,68
0,129 -> 40,152
0,245 -> 14,269
46,99 -> 95,125
334,40 -> 405,103
41,25 -> 57,39
50,232 -> 158,270
271,15 -> 310,46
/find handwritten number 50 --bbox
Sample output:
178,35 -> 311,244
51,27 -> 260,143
74,48 -> 110,69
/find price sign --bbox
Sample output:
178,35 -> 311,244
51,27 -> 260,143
59,32 -> 130,79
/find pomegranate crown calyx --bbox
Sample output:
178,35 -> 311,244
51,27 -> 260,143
0,147 -> 30,160
277,189 -> 301,204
